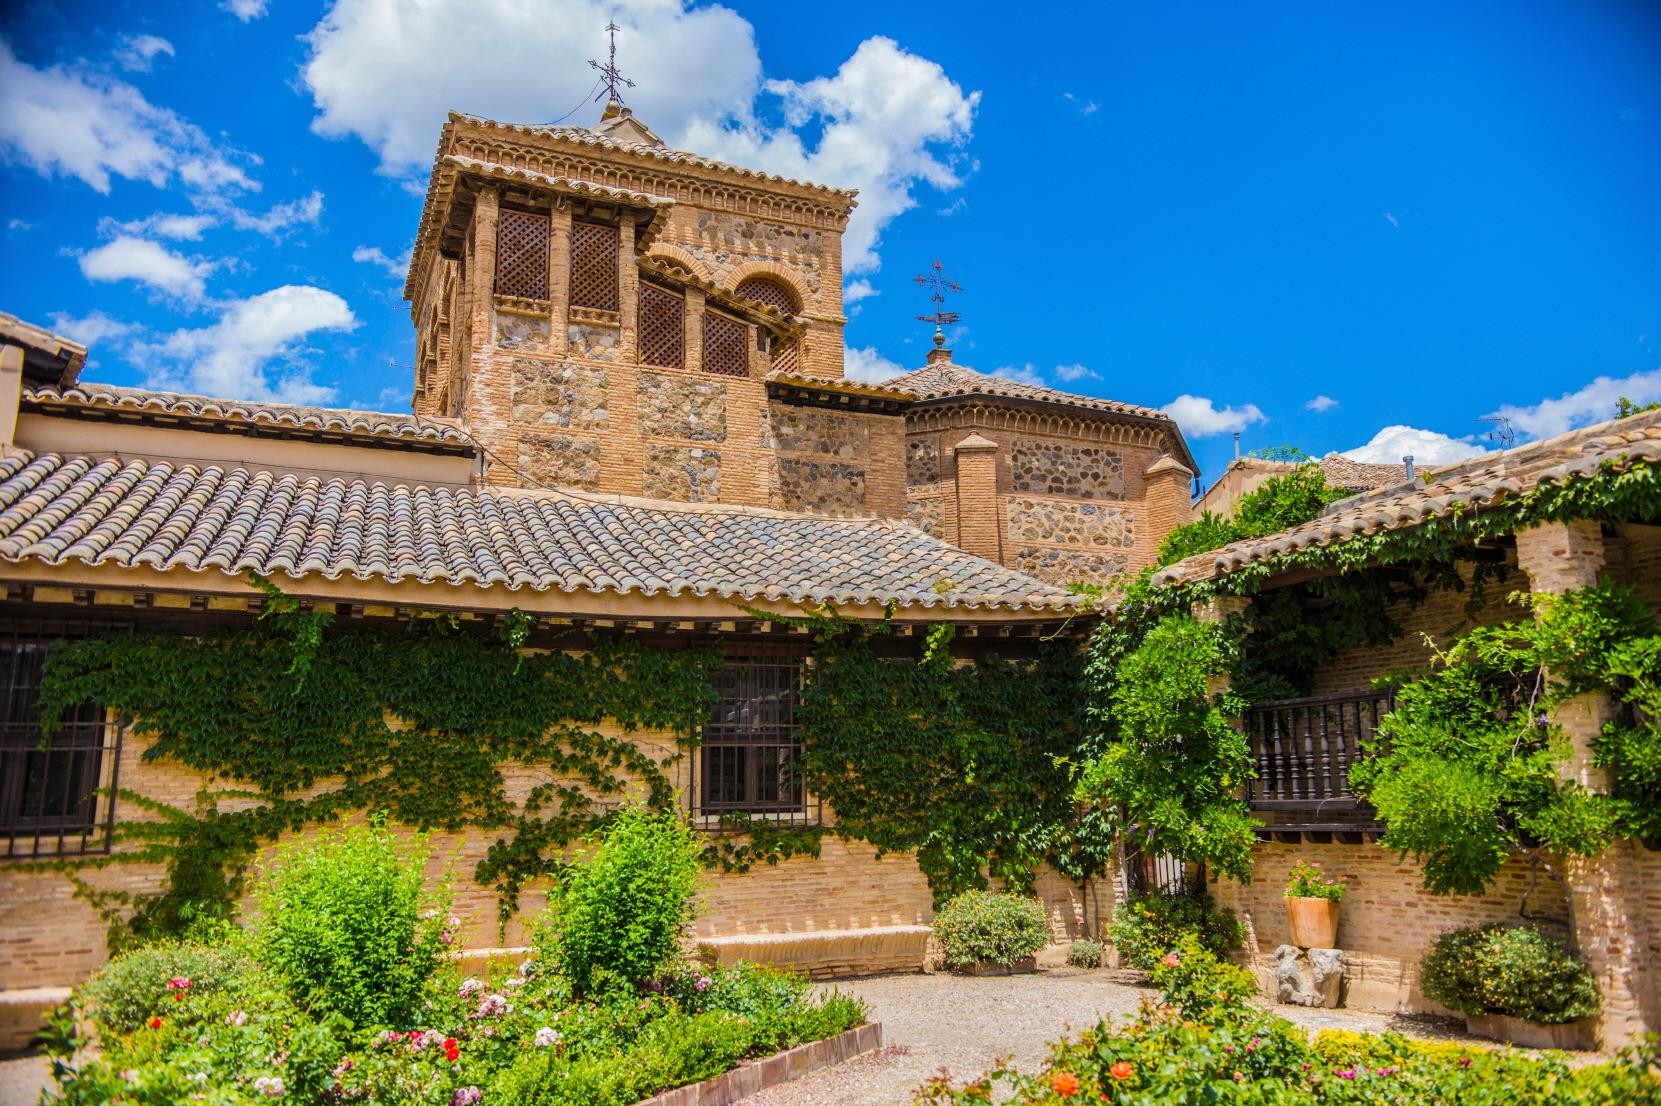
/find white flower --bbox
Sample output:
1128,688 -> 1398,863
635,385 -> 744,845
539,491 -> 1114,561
458,977 -> 485,998
224,1010 -> 248,1027
475,993 -> 510,1018
187,1072 -> 209,1086
534,1026 -> 561,1048
252,1075 -> 285,1097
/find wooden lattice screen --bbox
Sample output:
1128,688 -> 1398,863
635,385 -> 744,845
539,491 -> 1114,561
495,208 -> 550,300
703,311 -> 748,377
770,338 -> 802,376
570,220 -> 620,311
638,284 -> 685,369
734,276 -> 799,315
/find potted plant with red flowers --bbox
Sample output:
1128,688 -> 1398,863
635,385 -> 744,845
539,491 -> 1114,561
1283,860 -> 1345,948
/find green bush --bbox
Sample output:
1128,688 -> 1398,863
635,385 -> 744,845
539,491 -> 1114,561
1106,889 -> 1245,971
1420,924 -> 1600,1024
932,891 -> 1049,967
1066,939 -> 1103,968
1148,933 -> 1258,1016
80,940 -> 254,1035
254,819 -> 447,1028
537,807 -> 703,994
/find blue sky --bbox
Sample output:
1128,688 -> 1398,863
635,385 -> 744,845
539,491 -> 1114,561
2,0 -> 1658,483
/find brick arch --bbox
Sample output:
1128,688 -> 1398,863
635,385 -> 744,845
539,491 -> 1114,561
723,260 -> 810,314
643,244 -> 713,283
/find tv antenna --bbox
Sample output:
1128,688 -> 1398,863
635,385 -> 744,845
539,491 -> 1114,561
589,22 -> 635,105
1478,414 -> 1516,450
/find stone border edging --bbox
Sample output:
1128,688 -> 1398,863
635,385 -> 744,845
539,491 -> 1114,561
633,1022 -> 883,1106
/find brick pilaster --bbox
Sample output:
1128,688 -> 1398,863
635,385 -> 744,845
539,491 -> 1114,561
548,205 -> 572,357
684,289 -> 706,374
469,187 -> 499,359
618,219 -> 639,362
1145,455 -> 1195,553
952,433 -> 1001,563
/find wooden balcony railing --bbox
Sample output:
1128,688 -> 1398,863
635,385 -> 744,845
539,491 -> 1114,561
1244,690 -> 1394,831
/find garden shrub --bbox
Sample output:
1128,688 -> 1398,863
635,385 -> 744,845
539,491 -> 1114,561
79,940 -> 255,1035
1148,933 -> 1258,1017
537,806 -> 703,994
671,961 -> 863,1052
1106,889 -> 1245,971
1066,939 -> 1103,968
254,819 -> 448,1028
1419,923 -> 1600,1024
1311,1029 -> 1489,1069
932,890 -> 1049,967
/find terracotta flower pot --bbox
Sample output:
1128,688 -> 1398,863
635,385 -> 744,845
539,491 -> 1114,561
1284,896 -> 1340,948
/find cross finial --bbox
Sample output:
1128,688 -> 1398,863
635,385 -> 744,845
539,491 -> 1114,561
914,259 -> 963,347
589,21 -> 635,106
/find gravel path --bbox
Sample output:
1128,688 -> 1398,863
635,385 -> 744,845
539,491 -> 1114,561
736,967 -> 1472,1106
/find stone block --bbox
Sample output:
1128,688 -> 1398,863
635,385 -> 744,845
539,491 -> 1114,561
637,372 -> 726,441
1010,439 -> 1125,500
0,986 -> 70,1051
1273,944 -> 1344,1008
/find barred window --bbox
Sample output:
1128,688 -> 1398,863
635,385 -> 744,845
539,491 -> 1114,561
2,628 -> 123,858
494,207 -> 550,300
569,220 -> 620,312
638,283 -> 685,369
698,657 -> 807,817
734,276 -> 799,316
702,310 -> 748,377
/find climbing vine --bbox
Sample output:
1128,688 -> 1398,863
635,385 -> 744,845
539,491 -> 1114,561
33,575 -> 721,947
1350,581 -> 1661,896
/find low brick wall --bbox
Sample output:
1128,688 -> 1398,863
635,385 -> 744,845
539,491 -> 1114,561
636,1022 -> 882,1106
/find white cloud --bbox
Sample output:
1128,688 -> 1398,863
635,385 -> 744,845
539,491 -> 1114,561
114,34 -> 175,73
1383,212 -> 1399,228
78,235 -> 212,299
222,0 -> 269,20
47,310 -> 138,348
353,244 -> 411,279
101,212 -> 217,241
374,384 -> 412,409
843,280 -> 879,305
1052,363 -> 1097,383
688,37 -> 977,274
994,364 -> 1046,386
1305,394 -> 1338,413
1488,368 -> 1661,441
0,41 -> 254,195
135,285 -> 358,402
219,190 -> 325,237
300,5 -> 975,275
843,345 -> 904,384
1341,425 -> 1487,467
1160,394 -> 1268,438
992,362 -> 1096,386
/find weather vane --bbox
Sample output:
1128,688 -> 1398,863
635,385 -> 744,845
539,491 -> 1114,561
914,259 -> 963,345
589,21 -> 635,105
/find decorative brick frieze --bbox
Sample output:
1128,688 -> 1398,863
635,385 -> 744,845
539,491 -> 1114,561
637,372 -> 727,442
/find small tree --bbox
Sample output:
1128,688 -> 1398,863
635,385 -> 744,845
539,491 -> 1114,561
1075,614 -> 1258,881
537,806 -> 703,994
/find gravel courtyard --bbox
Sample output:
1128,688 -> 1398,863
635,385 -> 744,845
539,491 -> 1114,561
736,966 -> 1472,1106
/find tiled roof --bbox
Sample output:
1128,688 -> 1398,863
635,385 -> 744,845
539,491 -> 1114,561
1316,454 -> 1409,491
23,384 -> 475,452
1155,410 -> 1661,586
0,451 -> 1080,613
2,312 -> 87,386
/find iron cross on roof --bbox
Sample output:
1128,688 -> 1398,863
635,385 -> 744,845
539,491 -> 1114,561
590,21 -> 636,105
914,259 -> 963,343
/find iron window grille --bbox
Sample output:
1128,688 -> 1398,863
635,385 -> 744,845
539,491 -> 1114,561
2,624 -> 124,859
695,654 -> 816,824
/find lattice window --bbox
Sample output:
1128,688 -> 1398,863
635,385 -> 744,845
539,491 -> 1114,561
495,208 -> 550,300
697,656 -> 809,817
734,276 -> 799,315
570,220 -> 620,312
770,338 -> 802,376
2,624 -> 124,859
702,310 -> 748,377
638,283 -> 685,369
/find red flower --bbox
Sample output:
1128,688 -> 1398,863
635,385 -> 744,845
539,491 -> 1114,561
443,1038 -> 460,1062
1050,1071 -> 1080,1097
1109,1061 -> 1134,1080
148,1017 -> 163,1030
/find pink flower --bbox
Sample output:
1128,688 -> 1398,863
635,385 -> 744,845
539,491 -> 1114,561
1162,952 -> 1181,968
458,978 -> 485,998
166,976 -> 192,991
450,1088 -> 482,1106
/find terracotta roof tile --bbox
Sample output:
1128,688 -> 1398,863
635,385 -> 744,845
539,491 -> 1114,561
0,451 -> 1080,613
1154,410 -> 1661,586
23,384 -> 474,451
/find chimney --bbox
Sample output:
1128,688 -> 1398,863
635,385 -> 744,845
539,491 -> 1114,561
1403,455 -> 1415,480
1145,455 -> 1196,551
